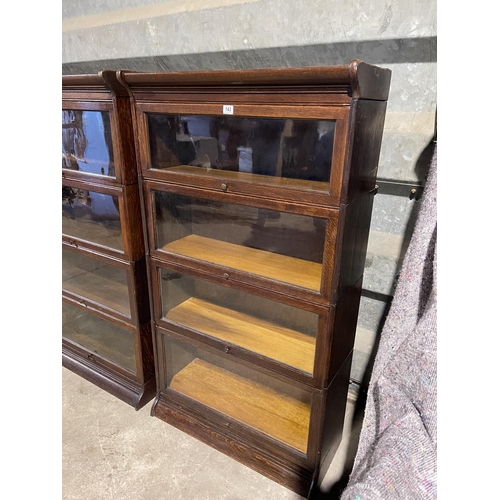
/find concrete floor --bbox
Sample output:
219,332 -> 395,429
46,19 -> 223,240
62,367 -> 365,500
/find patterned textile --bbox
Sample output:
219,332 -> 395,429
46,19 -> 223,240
340,146 -> 437,500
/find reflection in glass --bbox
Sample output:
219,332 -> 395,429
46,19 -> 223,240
62,110 -> 115,177
62,186 -> 123,250
160,268 -> 318,373
147,114 -> 335,187
62,302 -> 135,373
155,192 -> 327,290
163,335 -> 311,452
62,249 -> 131,317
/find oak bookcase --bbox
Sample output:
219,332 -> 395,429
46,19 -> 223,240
62,72 -> 155,409
123,60 -> 390,496
63,60 -> 391,496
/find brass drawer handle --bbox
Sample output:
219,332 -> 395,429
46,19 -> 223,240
221,183 -> 228,192
223,273 -> 230,279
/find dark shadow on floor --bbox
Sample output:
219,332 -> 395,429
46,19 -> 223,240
309,386 -> 368,499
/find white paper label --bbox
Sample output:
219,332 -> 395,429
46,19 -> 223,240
223,105 -> 234,115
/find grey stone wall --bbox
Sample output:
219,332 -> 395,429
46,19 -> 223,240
62,0 -> 437,385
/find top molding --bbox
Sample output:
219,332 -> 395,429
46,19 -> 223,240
62,61 -> 391,101
62,70 -> 131,97
118,60 -> 391,101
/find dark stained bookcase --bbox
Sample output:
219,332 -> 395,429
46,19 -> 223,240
119,60 -> 391,496
62,72 -> 155,409
62,60 -> 391,496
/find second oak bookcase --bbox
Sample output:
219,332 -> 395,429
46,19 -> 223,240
62,72 -> 155,409
121,60 -> 391,497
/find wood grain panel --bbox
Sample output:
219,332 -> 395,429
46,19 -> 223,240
136,102 -> 341,120
166,297 -> 315,373
162,234 -> 322,291
162,165 -> 329,192
123,66 -> 351,87
170,358 -> 311,452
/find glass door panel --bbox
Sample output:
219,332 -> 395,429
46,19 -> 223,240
62,302 -> 136,373
147,114 -> 335,192
160,268 -> 318,374
154,192 -> 327,291
62,249 -> 131,317
162,334 -> 312,453
62,110 -> 116,177
62,186 -> 123,251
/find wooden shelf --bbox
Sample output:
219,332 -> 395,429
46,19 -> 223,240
166,297 -> 315,373
62,154 -> 115,168
170,358 -> 310,452
162,234 -> 322,290
62,216 -> 124,251
164,165 -> 330,192
62,302 -> 136,373
63,258 -> 130,317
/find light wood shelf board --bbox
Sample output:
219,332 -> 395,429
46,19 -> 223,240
166,297 -> 315,373
164,165 -> 330,192
162,234 -> 322,290
170,358 -> 310,452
